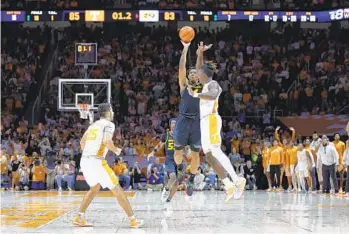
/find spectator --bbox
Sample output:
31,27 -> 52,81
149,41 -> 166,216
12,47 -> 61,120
112,157 -> 131,190
228,147 -> 241,165
64,160 -> 76,191
194,168 -> 206,191
0,173 -> 10,190
10,154 -> 20,190
233,160 -> 245,178
44,150 -> 57,190
147,167 -> 163,191
19,163 -> 30,190
148,157 -> 165,185
32,159 -> 46,190
204,165 -> 217,190
55,160 -> 65,192
130,161 -> 143,190
317,135 -> 339,195
244,160 -> 257,190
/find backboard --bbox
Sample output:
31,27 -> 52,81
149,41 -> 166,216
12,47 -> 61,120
58,78 -> 111,111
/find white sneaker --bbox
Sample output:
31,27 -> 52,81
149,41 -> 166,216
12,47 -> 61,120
164,202 -> 173,217
224,183 -> 235,203
234,178 -> 246,199
161,187 -> 170,203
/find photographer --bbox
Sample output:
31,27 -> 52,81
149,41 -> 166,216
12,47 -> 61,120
130,161 -> 143,190
31,159 -> 46,190
19,163 -> 30,190
147,167 -> 163,191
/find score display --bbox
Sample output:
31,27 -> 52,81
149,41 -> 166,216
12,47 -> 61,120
75,43 -> 98,66
2,8 -> 348,22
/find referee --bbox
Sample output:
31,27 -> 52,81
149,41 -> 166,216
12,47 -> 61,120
317,135 -> 339,194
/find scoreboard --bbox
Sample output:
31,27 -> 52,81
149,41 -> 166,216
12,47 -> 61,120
1,8 -> 349,22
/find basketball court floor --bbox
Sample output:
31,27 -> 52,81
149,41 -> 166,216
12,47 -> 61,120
1,190 -> 348,233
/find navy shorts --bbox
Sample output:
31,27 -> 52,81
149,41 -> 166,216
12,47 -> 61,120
165,157 -> 177,175
173,114 -> 201,150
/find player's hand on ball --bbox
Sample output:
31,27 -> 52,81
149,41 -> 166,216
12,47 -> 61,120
115,148 -> 122,156
181,40 -> 191,48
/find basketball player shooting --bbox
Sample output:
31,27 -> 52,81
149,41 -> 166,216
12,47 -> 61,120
187,59 -> 246,202
173,40 -> 211,196
73,103 -> 144,228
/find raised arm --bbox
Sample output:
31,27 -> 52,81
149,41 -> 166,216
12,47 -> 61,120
179,41 -> 190,92
274,126 -> 280,142
196,41 -> 212,70
189,80 -> 221,100
290,127 -> 296,141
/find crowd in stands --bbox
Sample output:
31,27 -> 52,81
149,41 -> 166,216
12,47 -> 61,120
1,20 -> 349,193
2,0 -> 348,9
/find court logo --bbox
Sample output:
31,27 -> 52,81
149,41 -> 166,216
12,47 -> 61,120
139,10 -> 159,22
85,10 -> 105,22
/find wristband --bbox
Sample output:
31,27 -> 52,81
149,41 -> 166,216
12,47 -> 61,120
193,93 -> 199,98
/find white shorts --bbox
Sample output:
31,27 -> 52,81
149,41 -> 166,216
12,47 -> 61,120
200,114 -> 222,154
298,169 -> 309,178
80,157 -> 119,189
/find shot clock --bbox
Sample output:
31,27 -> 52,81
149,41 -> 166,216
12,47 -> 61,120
75,43 -> 98,66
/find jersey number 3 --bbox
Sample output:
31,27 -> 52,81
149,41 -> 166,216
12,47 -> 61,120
86,128 -> 98,141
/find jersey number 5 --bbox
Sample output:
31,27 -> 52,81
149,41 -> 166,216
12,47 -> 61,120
86,129 -> 98,141
167,140 -> 174,150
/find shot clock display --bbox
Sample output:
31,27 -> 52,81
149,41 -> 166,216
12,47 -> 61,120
75,43 -> 98,66
2,8 -> 348,22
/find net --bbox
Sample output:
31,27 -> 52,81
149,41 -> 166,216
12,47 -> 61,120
77,104 -> 91,119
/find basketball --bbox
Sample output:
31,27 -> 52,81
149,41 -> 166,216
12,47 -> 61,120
179,26 -> 195,43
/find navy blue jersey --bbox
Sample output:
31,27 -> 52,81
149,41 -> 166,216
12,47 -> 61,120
179,85 -> 202,117
161,132 -> 175,159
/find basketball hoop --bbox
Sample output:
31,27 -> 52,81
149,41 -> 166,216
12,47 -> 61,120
77,104 -> 91,119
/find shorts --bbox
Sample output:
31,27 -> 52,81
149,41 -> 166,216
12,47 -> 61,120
200,114 -> 222,154
81,156 -> 119,189
174,114 -> 201,150
164,157 -> 177,175
298,169 -> 309,178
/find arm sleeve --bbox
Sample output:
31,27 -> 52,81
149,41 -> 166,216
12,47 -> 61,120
160,133 -> 167,143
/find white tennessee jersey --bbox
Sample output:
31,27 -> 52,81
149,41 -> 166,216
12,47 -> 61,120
82,118 -> 115,158
200,80 -> 222,119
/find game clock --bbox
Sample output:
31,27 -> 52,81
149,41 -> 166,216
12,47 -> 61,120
75,43 -> 98,65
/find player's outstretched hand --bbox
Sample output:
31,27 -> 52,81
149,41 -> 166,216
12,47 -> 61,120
197,41 -> 212,54
181,40 -> 191,48
115,148 -> 122,156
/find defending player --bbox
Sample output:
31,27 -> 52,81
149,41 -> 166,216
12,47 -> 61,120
187,61 -> 246,202
148,119 -> 179,203
73,103 -> 144,228
173,41 -> 211,195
